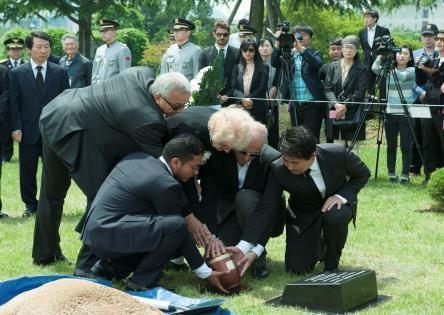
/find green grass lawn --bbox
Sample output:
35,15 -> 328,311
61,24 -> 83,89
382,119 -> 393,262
1,112 -> 443,314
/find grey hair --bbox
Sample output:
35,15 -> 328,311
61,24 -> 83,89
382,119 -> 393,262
61,34 -> 79,45
149,72 -> 191,97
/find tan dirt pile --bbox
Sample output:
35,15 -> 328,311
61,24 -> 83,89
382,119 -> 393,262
0,278 -> 163,315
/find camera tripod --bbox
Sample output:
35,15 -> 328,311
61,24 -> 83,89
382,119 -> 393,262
348,56 -> 427,180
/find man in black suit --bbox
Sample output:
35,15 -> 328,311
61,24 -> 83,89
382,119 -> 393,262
198,20 -> 239,106
229,127 -> 370,275
0,64 -> 9,219
1,37 -> 26,162
272,25 -> 325,142
358,9 -> 390,95
9,31 -> 69,218
199,121 -> 283,278
33,68 -> 190,273
81,136 -> 229,292
59,34 -> 92,88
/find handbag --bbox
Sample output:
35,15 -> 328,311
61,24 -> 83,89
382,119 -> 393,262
331,90 -> 364,130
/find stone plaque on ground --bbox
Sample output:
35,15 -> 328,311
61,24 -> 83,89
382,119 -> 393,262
267,270 -> 378,313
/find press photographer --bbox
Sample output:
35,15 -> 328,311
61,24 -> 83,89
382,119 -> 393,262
271,23 -> 325,142
415,29 -> 444,183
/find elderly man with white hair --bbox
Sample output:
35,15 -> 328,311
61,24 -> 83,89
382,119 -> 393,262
31,68 -> 191,276
59,34 -> 92,88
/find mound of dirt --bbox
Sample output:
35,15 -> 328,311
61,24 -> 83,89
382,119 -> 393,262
0,278 -> 163,315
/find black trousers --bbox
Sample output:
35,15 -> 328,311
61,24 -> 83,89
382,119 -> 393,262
421,114 -> 444,179
2,115 -> 13,160
19,141 -> 41,211
285,204 -> 353,274
289,102 -> 324,142
410,117 -> 423,174
0,121 -> 4,211
33,129 -> 111,265
91,215 -> 201,286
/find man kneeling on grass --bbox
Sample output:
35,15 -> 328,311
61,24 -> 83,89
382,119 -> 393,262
81,135 -> 229,292
229,126 -> 371,275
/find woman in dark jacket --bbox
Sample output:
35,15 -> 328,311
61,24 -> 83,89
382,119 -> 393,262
230,39 -> 269,124
324,35 -> 368,155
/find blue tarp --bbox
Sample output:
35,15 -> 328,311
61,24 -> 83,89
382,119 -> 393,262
0,275 -> 235,314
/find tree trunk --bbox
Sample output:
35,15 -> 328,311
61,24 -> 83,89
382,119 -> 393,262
266,0 -> 276,32
249,0 -> 265,40
228,0 -> 243,25
78,3 -> 92,58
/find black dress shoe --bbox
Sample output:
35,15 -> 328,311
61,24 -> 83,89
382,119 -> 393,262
0,211 -> 9,219
22,209 -> 36,218
90,259 -> 117,281
74,268 -> 98,279
33,254 -> 71,266
251,265 -> 269,279
125,279 -> 157,292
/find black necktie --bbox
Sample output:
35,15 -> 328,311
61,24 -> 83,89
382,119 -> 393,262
36,65 -> 44,92
13,61 -> 18,68
304,168 -> 321,196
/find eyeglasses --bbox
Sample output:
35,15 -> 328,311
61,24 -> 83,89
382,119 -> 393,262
241,48 -> 255,53
436,37 -> 444,42
239,150 -> 260,158
161,95 -> 184,111
216,33 -> 229,38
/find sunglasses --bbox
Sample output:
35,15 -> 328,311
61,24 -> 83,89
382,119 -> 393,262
216,33 -> 229,38
239,150 -> 260,158
241,48 -> 255,53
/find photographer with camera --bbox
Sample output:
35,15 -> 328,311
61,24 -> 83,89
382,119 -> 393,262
372,45 -> 416,184
410,24 -> 439,176
271,24 -> 325,142
415,29 -> 444,184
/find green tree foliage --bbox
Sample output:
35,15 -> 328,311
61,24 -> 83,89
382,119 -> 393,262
139,41 -> 169,73
45,28 -> 73,57
116,28 -> 149,65
94,6 -> 145,30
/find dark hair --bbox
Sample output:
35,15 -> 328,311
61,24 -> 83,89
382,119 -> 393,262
294,25 -> 313,38
329,37 -> 343,46
396,45 -> 414,67
279,127 -> 316,160
162,134 -> 204,163
239,39 -> 263,67
25,31 -> 52,49
213,20 -> 230,33
364,10 -> 379,22
259,37 -> 274,47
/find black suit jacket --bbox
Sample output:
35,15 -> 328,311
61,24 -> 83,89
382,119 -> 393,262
243,144 -> 371,246
0,65 -> 8,123
81,152 -> 193,255
9,61 -> 69,144
40,67 -> 165,170
358,25 -> 391,69
271,47 -> 325,103
324,60 -> 368,136
229,62 -> 269,115
0,59 -> 26,70
199,145 -> 281,233
198,45 -> 239,95
59,53 -> 93,88
416,59 -> 444,112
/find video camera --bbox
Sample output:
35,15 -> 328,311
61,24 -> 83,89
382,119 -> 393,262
417,52 -> 438,68
374,35 -> 401,55
273,21 -> 299,55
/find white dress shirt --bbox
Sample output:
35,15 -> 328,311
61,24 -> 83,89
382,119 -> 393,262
10,58 -> 22,68
214,43 -> 228,58
237,160 -> 251,189
30,59 -> 47,81
367,25 -> 376,48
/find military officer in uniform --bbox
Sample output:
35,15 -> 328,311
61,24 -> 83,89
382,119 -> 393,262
160,18 -> 201,81
1,38 -> 26,162
91,19 -> 131,85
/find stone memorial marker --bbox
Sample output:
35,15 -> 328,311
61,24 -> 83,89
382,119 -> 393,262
267,270 -> 378,313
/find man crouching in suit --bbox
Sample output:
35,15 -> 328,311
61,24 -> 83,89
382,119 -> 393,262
228,126 -> 370,275
81,135 -> 229,292
199,120 -> 284,279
